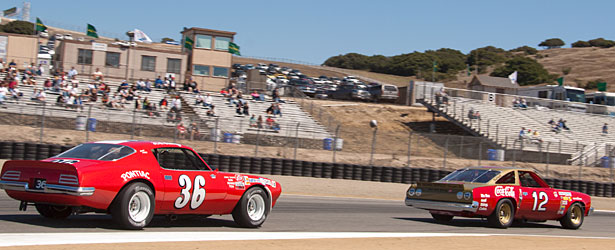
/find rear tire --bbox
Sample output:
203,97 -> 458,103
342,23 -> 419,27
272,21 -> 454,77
35,204 -> 73,219
560,203 -> 584,229
430,213 -> 453,222
232,187 -> 270,228
111,182 -> 155,230
488,199 -> 514,228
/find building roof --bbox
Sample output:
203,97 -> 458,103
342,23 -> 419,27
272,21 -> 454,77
181,27 -> 236,37
472,75 -> 519,89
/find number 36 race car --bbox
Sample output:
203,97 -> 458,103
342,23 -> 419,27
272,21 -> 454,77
0,141 -> 282,229
405,166 -> 593,229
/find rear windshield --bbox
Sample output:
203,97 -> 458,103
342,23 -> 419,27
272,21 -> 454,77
55,143 -> 136,161
439,169 -> 501,183
384,86 -> 397,91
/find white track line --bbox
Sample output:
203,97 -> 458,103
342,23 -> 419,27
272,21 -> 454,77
1,232 -> 614,247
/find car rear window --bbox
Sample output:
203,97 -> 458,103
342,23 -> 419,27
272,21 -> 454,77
384,86 -> 397,91
55,143 -> 136,161
439,169 -> 501,183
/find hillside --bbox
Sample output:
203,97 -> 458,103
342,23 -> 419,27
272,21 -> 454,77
536,47 -> 615,91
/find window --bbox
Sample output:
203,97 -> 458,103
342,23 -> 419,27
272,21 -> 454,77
141,56 -> 156,71
193,65 -> 209,76
496,172 -> 516,184
55,143 -> 135,161
519,171 -> 543,188
167,58 -> 181,74
153,148 -> 205,171
538,91 -> 548,99
213,67 -> 228,78
77,49 -> 93,65
439,169 -> 501,183
214,37 -> 231,51
105,52 -> 120,68
195,34 -> 211,49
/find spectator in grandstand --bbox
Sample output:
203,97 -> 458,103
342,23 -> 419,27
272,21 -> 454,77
136,79 -> 150,92
0,83 -> 7,104
30,88 -> 46,102
68,67 -> 78,79
171,96 -> 182,112
235,101 -> 243,115
266,103 -> 274,115
55,94 -> 65,107
468,108 -> 480,120
519,127 -> 527,141
188,122 -> 200,140
134,96 -> 142,110
603,123 -> 608,135
251,90 -> 261,101
195,92 -> 204,105
206,105 -> 216,117
520,98 -> 528,109
155,76 -> 164,88
0,59 -> 4,73
189,79 -> 198,93
257,115 -> 263,129
203,93 -> 213,107
168,76 -> 177,92
177,122 -> 187,139
159,96 -> 169,111
266,116 -> 280,131
92,68 -> 104,81
273,103 -> 282,117
145,79 -> 152,91
36,64 -> 43,76
435,88 -> 448,106
243,102 -> 250,116
8,84 -> 23,101
182,78 -> 191,92
558,119 -> 570,131
528,129 -> 543,144
220,88 -> 230,98
249,114 -> 257,128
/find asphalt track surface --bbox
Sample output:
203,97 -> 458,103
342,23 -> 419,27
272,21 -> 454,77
0,192 -> 614,237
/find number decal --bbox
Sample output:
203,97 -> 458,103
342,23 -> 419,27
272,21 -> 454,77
174,174 -> 207,210
532,191 -> 548,211
190,175 -> 206,209
35,180 -> 46,189
174,175 -> 191,209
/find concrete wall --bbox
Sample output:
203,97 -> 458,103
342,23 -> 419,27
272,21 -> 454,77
1,33 -> 37,69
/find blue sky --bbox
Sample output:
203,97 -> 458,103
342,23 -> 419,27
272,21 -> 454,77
4,0 -> 614,64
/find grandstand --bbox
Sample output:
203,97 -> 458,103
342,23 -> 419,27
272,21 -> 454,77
418,86 -> 615,166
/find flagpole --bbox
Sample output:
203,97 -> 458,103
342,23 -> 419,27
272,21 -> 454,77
34,18 -> 39,68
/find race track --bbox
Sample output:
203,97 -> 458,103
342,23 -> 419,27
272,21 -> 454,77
1,192 -> 614,237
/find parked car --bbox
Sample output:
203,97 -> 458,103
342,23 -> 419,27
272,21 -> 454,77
0,141 -> 282,229
54,34 -> 64,40
64,34 -> 74,40
39,31 -> 49,38
351,84 -> 372,100
289,79 -> 316,96
327,83 -> 355,100
405,166 -> 592,229
367,83 -> 399,102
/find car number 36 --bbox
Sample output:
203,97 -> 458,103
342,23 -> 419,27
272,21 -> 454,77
174,174 -> 206,210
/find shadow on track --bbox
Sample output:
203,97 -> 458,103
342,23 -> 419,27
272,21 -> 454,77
394,217 -> 561,229
0,214 -> 243,230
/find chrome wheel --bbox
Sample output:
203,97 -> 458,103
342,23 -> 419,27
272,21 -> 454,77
499,202 -> 512,225
570,205 -> 583,225
247,193 -> 266,221
128,191 -> 151,223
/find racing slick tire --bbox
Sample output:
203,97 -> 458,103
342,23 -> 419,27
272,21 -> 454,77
560,203 -> 584,229
111,182 -> 155,230
232,187 -> 271,228
35,204 -> 73,219
430,213 -> 453,222
488,199 -> 515,228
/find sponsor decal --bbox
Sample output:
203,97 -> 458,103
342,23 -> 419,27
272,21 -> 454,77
562,196 -> 571,201
139,149 -> 148,154
225,175 -> 277,189
572,197 -> 583,201
561,200 -> 568,205
480,194 -> 490,198
480,199 -> 487,202
480,203 -> 488,207
553,191 -> 558,198
558,191 -> 572,197
51,159 -> 80,164
479,207 -> 488,211
494,186 -> 515,197
522,192 -> 528,196
121,170 -> 150,181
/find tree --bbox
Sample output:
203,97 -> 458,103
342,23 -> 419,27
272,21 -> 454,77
161,37 -> 176,43
1,20 -> 34,35
571,40 -> 591,48
490,56 -> 554,86
510,46 -> 538,55
538,38 -> 565,49
588,38 -> 615,48
466,46 -> 509,73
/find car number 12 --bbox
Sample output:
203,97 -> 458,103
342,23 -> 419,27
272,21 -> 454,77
532,191 -> 548,211
174,174 -> 206,210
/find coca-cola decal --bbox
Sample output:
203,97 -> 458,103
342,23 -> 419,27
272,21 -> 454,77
494,186 -> 515,197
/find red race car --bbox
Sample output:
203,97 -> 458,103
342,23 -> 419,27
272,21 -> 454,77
0,141 -> 282,229
405,166 -> 593,229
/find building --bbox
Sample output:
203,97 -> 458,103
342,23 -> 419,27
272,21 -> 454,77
0,32 -> 39,69
56,40 -> 188,83
181,27 -> 236,91
467,75 -> 519,106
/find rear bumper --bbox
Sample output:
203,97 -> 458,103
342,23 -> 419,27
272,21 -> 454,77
405,198 -> 479,213
0,180 -> 95,196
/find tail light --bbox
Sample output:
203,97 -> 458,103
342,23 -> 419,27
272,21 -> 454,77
1,171 -> 21,180
59,174 -> 79,185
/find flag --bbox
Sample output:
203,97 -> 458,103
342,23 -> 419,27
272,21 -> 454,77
133,29 -> 152,44
229,42 -> 240,56
467,64 -> 471,76
184,36 -> 193,50
86,24 -> 99,38
508,71 -> 518,84
3,7 -> 17,17
598,82 -> 607,92
556,76 -> 564,86
432,61 -> 437,71
36,18 -> 47,32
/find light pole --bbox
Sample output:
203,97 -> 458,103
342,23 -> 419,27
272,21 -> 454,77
124,31 -> 135,81
369,120 -> 378,166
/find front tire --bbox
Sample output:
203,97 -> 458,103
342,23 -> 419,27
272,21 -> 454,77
488,199 -> 515,228
111,182 -> 155,230
232,187 -> 271,228
560,203 -> 584,229
430,213 -> 453,222
35,204 -> 73,219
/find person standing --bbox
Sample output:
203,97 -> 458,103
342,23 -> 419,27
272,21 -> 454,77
68,67 -> 78,79
603,123 -> 608,135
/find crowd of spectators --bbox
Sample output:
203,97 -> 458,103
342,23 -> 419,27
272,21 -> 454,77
0,60 -> 43,104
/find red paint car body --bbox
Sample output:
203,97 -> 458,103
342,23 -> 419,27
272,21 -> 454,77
0,141 -> 281,229
405,166 -> 593,229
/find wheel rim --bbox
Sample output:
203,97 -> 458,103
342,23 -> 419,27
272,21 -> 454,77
570,205 -> 583,225
499,203 -> 512,225
128,191 -> 151,223
247,193 -> 266,221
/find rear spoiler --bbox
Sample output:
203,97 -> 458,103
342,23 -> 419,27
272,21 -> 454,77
2,160 -> 77,173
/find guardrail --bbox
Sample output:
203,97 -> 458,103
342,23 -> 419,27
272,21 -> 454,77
1,141 -> 613,198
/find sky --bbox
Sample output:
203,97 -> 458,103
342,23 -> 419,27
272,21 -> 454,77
3,0 -> 615,64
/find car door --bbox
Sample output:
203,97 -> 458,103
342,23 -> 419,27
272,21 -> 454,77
154,147 -> 228,214
517,171 -> 560,220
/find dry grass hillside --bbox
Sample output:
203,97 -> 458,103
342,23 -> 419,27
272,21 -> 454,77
536,47 -> 615,91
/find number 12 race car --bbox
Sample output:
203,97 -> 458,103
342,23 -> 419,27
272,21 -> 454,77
0,141 -> 282,229
405,166 -> 593,229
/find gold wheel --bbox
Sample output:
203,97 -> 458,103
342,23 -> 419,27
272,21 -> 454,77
570,205 -> 583,225
499,202 -> 512,225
